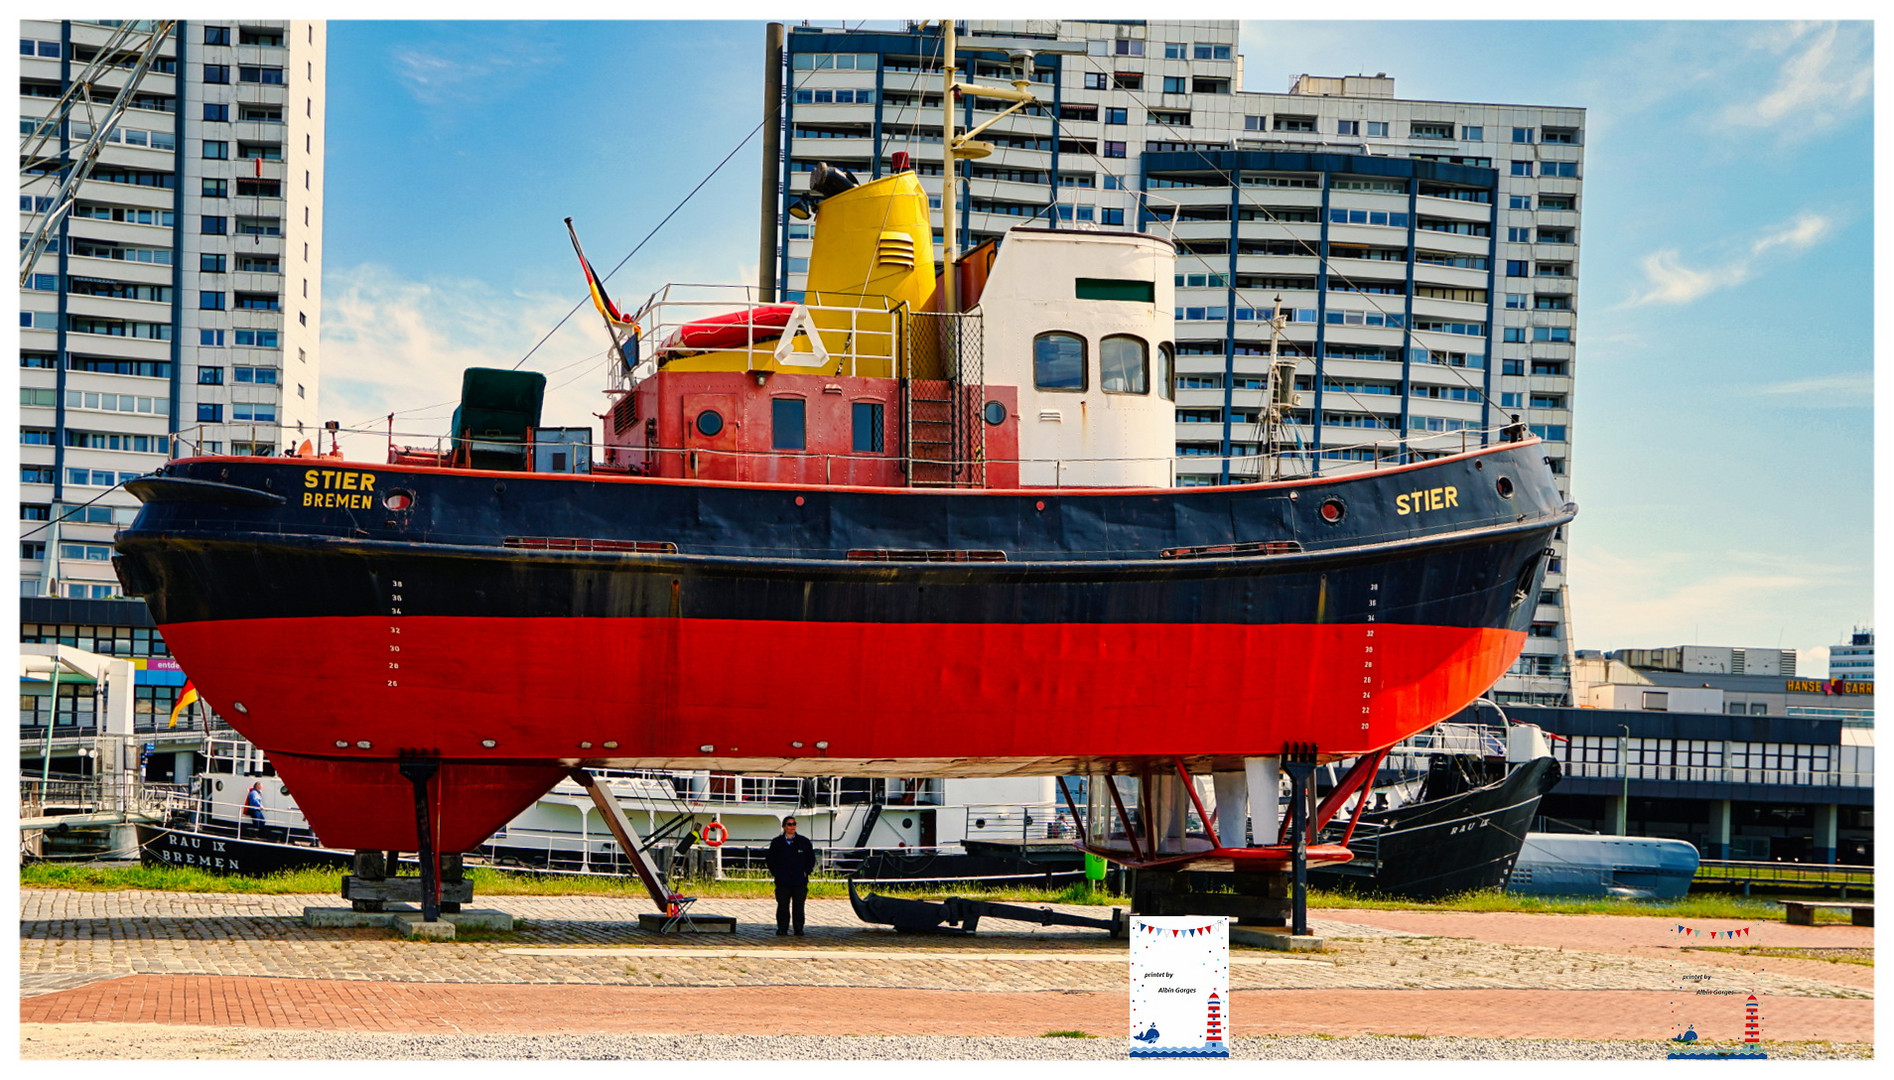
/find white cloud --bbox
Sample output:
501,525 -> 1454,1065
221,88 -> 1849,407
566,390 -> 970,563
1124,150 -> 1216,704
1718,21 -> 1872,134
1625,212 -> 1833,306
1739,372 -> 1873,401
1628,249 -> 1749,306
1749,212 -> 1832,256
391,39 -> 556,110
1568,547 -> 1852,656
317,265 -> 617,456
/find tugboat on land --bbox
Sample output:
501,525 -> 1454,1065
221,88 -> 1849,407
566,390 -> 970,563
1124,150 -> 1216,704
114,25 -> 1572,901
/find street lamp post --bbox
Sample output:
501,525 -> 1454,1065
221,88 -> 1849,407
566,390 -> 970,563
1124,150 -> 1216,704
1617,723 -> 1631,835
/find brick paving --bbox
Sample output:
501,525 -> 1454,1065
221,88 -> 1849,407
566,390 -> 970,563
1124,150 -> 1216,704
18,889 -> 1873,1047
21,978 -> 1872,1043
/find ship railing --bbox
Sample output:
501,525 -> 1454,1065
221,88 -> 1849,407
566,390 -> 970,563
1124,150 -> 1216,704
20,776 -> 194,822
473,830 -> 974,883
1557,761 -> 1874,789
547,770 -> 942,809
615,282 -> 919,388
954,802 -> 1079,842
168,411 -> 1536,487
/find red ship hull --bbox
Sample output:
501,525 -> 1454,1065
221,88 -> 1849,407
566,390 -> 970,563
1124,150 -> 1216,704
118,440 -> 1571,854
160,614 -> 1522,850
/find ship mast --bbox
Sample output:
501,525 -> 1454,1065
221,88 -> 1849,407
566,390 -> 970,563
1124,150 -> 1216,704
940,22 -> 958,313
1262,295 -> 1298,480
934,21 -> 1045,313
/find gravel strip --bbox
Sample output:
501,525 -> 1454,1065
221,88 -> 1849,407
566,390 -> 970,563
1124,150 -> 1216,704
18,1026 -> 1874,1060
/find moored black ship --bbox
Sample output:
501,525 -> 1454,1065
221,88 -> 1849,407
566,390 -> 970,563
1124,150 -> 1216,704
1310,722 -> 1562,899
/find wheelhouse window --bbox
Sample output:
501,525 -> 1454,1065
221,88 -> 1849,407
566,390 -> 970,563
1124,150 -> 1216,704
1159,343 -> 1175,400
771,397 -> 806,450
852,401 -> 884,453
1099,335 -> 1149,394
1033,332 -> 1086,391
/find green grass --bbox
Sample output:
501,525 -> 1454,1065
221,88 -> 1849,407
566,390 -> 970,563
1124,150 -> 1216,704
1305,887 -> 1858,923
1039,1031 -> 1096,1039
22,863 -> 350,894
17,865 -> 1861,923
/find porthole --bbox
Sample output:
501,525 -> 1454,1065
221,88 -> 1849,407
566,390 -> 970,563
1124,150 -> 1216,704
983,400 -> 1007,426
902,817 -> 914,829
1318,497 -> 1346,524
695,409 -> 725,438
1496,476 -> 1515,499
383,488 -> 414,511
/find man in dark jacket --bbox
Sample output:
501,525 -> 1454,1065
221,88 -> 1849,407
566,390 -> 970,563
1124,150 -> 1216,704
764,816 -> 817,936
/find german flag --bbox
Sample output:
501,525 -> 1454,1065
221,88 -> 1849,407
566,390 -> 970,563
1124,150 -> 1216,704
564,217 -> 637,328
168,680 -> 199,729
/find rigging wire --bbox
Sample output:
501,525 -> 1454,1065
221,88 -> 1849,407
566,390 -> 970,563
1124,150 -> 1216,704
363,22 -> 883,429
18,481 -> 130,542
509,122 -> 765,373
955,57 -> 1417,449
1038,49 -> 1522,459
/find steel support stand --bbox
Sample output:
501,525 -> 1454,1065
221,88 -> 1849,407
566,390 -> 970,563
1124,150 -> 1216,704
1283,747 -> 1317,937
399,759 -> 441,923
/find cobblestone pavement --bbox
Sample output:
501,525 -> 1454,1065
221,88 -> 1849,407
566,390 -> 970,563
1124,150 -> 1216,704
20,890 -> 1870,999
18,889 -> 1874,1052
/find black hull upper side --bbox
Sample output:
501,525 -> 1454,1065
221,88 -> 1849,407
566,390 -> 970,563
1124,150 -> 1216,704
138,823 -> 353,875
1311,755 -> 1562,899
115,439 -> 1572,632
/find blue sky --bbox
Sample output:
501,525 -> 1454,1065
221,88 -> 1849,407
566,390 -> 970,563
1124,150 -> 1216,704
318,20 -> 1875,671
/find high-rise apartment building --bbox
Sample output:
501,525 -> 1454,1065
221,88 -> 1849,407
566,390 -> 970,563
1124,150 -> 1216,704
771,19 -> 1582,705
1828,628 -> 1874,684
19,19 -> 326,605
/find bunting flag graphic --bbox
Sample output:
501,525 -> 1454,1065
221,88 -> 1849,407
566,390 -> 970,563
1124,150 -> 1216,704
1671,924 -> 1752,939
564,218 -> 637,329
167,680 -> 198,729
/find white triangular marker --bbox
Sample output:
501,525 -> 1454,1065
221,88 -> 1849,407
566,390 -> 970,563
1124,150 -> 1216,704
772,305 -> 830,368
